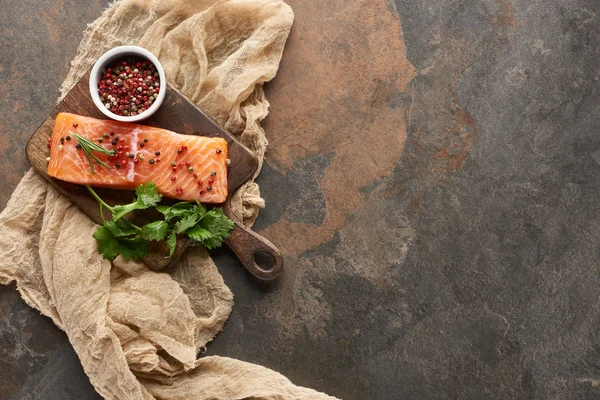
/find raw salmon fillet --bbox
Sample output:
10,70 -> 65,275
47,113 -> 228,203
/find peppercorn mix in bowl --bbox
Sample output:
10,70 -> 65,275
89,46 -> 166,122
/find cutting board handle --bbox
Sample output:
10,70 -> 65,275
223,202 -> 283,281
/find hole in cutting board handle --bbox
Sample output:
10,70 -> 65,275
253,251 -> 275,273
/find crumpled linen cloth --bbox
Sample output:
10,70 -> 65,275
0,0 -> 337,399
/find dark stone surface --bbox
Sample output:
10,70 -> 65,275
2,0 -> 600,399
0,1 -> 109,398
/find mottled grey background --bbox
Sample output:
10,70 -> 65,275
1,0 -> 600,399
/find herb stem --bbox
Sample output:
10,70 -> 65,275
87,185 -> 141,230
86,185 -> 114,211
99,202 -> 106,223
123,219 -> 142,232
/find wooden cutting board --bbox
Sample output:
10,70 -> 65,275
26,70 -> 283,281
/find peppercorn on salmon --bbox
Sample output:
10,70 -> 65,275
47,113 -> 228,203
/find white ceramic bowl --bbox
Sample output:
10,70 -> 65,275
89,46 -> 166,122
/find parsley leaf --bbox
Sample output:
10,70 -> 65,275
201,209 -> 234,239
136,183 -> 162,207
174,214 -> 200,234
112,183 -> 162,221
156,202 -> 193,222
92,225 -> 121,261
92,223 -> 150,261
186,226 -> 212,242
103,220 -> 138,237
166,232 -> 177,257
191,208 -> 234,249
140,220 -> 169,241
88,183 -> 234,261
201,236 -> 223,250
117,236 -> 150,261
191,202 -> 207,219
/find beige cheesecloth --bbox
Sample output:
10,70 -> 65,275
0,0 -> 337,399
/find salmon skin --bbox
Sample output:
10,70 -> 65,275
47,113 -> 228,203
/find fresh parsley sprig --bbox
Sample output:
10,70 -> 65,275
72,132 -> 115,174
86,183 -> 234,261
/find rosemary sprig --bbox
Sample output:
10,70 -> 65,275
71,131 -> 115,174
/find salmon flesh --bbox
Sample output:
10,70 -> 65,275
47,113 -> 228,203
